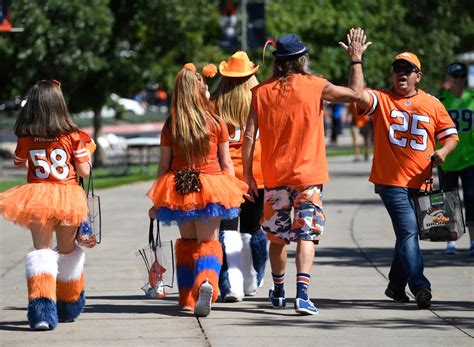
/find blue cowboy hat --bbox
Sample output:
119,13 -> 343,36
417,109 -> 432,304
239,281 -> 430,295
272,33 -> 310,58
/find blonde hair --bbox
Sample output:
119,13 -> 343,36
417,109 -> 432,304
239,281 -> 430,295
211,75 -> 259,127
15,80 -> 78,137
169,68 -> 216,165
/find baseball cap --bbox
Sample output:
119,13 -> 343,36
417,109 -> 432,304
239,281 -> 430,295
447,62 -> 467,78
392,52 -> 421,71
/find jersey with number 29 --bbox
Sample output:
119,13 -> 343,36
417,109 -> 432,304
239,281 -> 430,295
14,132 -> 90,184
439,88 -> 474,171
363,88 -> 458,189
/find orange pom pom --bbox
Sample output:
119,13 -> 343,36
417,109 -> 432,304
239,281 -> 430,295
202,64 -> 217,78
183,63 -> 197,73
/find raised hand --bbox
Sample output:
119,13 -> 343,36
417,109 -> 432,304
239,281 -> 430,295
339,27 -> 372,61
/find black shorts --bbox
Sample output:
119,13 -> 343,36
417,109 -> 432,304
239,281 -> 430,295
220,188 -> 264,234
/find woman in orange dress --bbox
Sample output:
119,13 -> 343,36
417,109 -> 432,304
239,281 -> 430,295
147,63 -> 247,316
0,80 -> 93,330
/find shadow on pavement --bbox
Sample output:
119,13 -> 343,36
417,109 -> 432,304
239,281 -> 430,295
283,248 -> 474,268
0,320 -> 31,332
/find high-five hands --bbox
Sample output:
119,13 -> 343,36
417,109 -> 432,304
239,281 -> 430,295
338,28 -> 372,61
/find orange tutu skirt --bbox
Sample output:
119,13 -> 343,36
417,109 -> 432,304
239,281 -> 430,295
0,183 -> 87,230
147,172 -> 248,224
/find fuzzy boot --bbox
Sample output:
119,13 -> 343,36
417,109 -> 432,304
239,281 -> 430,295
192,240 -> 223,317
175,238 -> 197,310
56,246 -> 86,322
219,230 -> 244,302
250,230 -> 268,288
240,233 -> 258,296
25,248 -> 59,330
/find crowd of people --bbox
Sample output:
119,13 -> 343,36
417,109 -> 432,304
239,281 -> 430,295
0,26 -> 471,329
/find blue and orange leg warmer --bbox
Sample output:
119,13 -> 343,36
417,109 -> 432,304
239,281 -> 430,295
56,246 -> 85,322
25,248 -> 59,330
191,240 -> 223,304
175,238 -> 197,310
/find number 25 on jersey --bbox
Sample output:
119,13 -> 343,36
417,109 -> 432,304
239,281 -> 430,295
389,110 -> 429,151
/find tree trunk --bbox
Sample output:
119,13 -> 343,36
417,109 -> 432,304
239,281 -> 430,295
92,107 -> 105,167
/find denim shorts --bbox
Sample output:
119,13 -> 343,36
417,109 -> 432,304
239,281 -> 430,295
262,185 -> 325,245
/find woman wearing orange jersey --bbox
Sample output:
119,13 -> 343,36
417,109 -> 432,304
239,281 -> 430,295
0,80 -> 93,330
147,64 -> 247,316
211,51 -> 268,302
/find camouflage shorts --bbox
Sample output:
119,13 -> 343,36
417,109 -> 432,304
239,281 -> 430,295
262,185 -> 325,245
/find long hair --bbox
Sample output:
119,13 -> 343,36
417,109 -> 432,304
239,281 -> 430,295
14,80 -> 78,137
272,53 -> 312,80
211,75 -> 259,128
169,68 -> 215,165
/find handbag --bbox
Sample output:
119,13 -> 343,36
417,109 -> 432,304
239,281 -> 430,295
76,168 -> 102,247
136,219 -> 175,299
414,165 -> 466,242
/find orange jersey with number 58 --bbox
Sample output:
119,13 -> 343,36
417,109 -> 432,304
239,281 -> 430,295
362,88 -> 458,189
14,132 -> 90,184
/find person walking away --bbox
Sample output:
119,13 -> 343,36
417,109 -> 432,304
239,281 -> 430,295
147,63 -> 248,317
0,80 -> 92,330
330,102 -> 346,145
349,102 -> 373,161
348,52 -> 458,309
243,28 -> 371,315
437,62 -> 474,255
211,51 -> 268,302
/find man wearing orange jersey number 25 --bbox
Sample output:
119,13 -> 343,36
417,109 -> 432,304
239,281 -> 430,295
347,50 -> 459,309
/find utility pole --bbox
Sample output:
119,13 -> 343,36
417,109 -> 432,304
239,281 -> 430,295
241,0 -> 248,51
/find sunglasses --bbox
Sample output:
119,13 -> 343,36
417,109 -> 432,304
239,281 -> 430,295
392,65 -> 419,74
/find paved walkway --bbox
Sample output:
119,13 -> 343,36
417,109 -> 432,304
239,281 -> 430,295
1,156 -> 472,346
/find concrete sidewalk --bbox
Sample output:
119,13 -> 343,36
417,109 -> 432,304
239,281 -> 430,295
1,156 -> 472,346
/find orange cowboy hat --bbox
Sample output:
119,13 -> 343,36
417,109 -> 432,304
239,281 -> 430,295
219,51 -> 259,77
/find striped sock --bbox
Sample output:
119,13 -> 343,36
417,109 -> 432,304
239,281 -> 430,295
272,273 -> 285,297
296,273 -> 310,300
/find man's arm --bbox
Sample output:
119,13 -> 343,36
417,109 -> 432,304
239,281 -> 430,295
431,139 -> 458,166
242,106 -> 259,198
325,27 -> 372,109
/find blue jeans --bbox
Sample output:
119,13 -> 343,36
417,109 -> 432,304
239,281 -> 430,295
375,184 -> 431,295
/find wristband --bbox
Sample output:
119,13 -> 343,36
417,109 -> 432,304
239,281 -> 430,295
350,60 -> 363,66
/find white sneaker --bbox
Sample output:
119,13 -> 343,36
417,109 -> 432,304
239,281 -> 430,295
224,291 -> 243,302
32,321 -> 50,331
194,281 -> 213,317
444,242 -> 456,255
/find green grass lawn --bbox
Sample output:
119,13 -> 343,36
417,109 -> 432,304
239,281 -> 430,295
0,146 -> 369,193
0,164 -> 157,192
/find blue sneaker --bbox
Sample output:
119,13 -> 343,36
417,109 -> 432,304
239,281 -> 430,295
268,289 -> 286,308
294,298 -> 318,315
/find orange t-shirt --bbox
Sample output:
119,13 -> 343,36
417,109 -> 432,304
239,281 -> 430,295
251,74 -> 329,188
227,124 -> 264,188
160,116 -> 229,174
14,132 -> 90,184
362,88 -> 458,189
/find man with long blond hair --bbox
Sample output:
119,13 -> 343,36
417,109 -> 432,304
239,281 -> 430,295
211,51 -> 268,302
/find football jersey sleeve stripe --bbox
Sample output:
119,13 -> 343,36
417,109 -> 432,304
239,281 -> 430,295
436,127 -> 458,141
366,90 -> 378,116
75,152 -> 89,158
